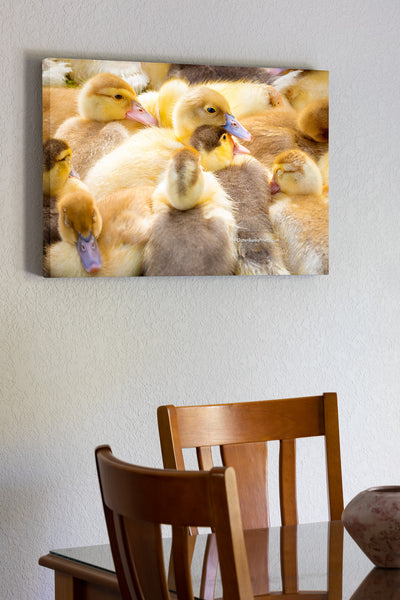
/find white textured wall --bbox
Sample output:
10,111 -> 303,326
1,1 -> 400,598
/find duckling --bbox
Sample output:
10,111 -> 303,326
275,70 -> 329,113
42,87 -> 79,140
203,80 -> 283,120
269,149 -> 328,275
66,59 -> 149,92
140,62 -> 171,90
138,78 -> 189,128
45,188 -> 102,277
139,77 -> 282,129
43,138 -> 83,255
143,148 -> 237,276
46,186 -> 153,277
188,125 -> 250,171
43,58 -> 149,92
54,73 -> 159,179
167,83 -> 253,143
167,63 -> 278,85
84,87 -> 252,200
189,127 -> 288,275
240,99 -> 329,172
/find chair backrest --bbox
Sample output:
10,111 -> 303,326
157,393 -> 343,529
95,445 -> 254,600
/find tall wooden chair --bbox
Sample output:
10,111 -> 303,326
157,393 -> 343,528
95,445 -> 254,600
158,393 -> 344,598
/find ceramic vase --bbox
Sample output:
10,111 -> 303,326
342,486 -> 400,568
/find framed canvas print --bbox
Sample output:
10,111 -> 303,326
42,59 -> 329,278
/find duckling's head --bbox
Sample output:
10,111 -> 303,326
57,189 -> 103,273
78,73 -> 158,126
43,138 -> 74,196
163,147 -> 205,211
172,86 -> 252,144
271,149 -> 323,196
189,125 -> 250,172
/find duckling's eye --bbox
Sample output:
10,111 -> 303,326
221,134 -> 227,141
114,94 -> 124,100
206,107 -> 216,113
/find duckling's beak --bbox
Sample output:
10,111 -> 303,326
233,139 -> 251,155
76,231 -> 102,274
223,114 -> 253,142
125,100 -> 159,127
270,176 -> 281,194
69,166 -> 80,179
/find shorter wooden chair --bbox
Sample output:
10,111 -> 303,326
95,445 -> 254,600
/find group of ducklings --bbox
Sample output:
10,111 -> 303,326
43,65 -> 329,277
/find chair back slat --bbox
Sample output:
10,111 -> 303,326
221,442 -> 269,529
279,439 -> 298,526
197,446 -> 213,470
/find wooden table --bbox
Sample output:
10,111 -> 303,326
39,521 -> 400,599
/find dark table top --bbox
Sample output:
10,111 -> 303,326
49,521 -> 400,599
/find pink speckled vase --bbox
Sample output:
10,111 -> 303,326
342,486 -> 400,568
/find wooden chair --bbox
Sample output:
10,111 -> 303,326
95,445 -> 254,600
157,393 -> 343,529
158,393 -> 344,598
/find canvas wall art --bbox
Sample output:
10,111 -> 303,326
42,58 -> 329,278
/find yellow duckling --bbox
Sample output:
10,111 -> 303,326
43,138 -> 83,256
275,70 -> 329,113
269,149 -> 328,275
167,83 -> 253,143
46,186 -> 153,278
139,77 -> 282,129
84,87 -> 252,200
189,127 -> 288,275
54,73 -> 158,179
143,148 -> 237,276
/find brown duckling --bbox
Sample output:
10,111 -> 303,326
144,148 -> 237,276
190,126 -> 288,275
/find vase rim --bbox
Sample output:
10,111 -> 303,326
365,485 -> 400,493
